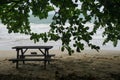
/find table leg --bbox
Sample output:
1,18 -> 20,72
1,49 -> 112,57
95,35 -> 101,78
21,49 -> 25,64
16,49 -> 19,69
44,49 -> 51,69
16,61 -> 19,69
16,49 -> 19,59
44,49 -> 47,69
47,49 -> 51,64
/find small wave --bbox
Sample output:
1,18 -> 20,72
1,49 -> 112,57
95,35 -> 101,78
14,38 -> 30,42
30,23 -> 50,28
30,23 -> 50,33
29,14 -> 53,24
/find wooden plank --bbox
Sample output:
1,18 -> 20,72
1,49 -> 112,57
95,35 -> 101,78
9,58 -> 54,68
12,46 -> 53,49
9,58 -> 56,69
9,58 -> 54,61
23,54 -> 55,57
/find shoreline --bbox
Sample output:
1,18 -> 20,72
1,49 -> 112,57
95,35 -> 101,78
0,49 -> 120,58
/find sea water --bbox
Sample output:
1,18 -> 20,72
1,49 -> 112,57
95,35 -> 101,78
0,15 -> 120,50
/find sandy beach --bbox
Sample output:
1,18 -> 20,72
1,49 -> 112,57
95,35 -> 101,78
0,49 -> 120,80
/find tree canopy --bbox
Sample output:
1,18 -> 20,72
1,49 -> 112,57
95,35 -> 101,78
0,0 -> 120,55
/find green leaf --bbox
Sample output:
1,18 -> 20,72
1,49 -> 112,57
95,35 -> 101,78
76,47 -> 80,52
113,38 -> 118,47
73,44 -> 76,47
61,46 -> 64,51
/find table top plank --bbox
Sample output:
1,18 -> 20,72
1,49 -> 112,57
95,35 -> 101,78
12,46 -> 53,49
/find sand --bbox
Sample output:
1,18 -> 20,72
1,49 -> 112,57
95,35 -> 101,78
0,49 -> 120,80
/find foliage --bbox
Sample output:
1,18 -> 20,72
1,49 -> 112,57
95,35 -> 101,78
0,0 -> 120,55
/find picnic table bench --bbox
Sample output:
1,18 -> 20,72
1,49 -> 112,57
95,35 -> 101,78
9,46 -> 55,69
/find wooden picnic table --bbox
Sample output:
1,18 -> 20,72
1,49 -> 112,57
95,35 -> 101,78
9,46 -> 55,69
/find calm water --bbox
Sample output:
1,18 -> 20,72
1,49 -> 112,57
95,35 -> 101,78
0,15 -> 120,50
